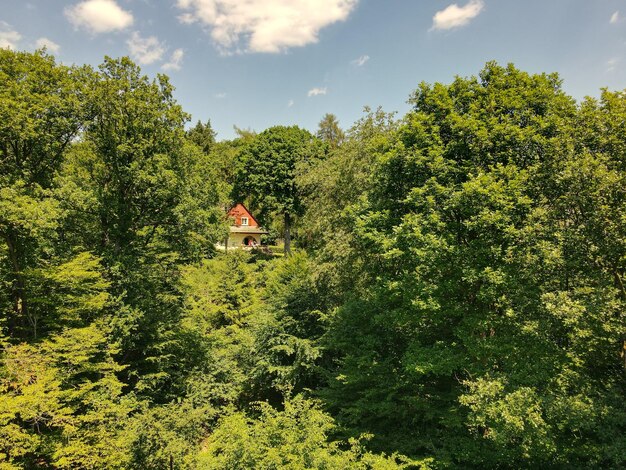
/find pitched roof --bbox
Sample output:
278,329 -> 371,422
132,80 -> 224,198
227,203 -> 261,227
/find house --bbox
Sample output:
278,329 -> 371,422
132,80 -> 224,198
219,203 -> 269,249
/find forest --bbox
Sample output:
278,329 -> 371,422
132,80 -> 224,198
0,48 -> 625,469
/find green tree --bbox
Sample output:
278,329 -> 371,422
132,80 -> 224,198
197,396 -> 425,469
0,49 -> 90,339
316,112 -> 345,148
299,106 -> 397,292
187,119 -> 217,154
0,322 -> 136,468
322,63 -> 626,467
235,126 -> 324,255
59,56 -> 223,399
178,251 -> 263,413
126,402 -> 208,470
248,252 -> 328,401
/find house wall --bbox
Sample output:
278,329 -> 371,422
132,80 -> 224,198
227,232 -> 259,248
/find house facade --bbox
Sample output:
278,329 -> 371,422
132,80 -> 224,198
219,203 -> 268,249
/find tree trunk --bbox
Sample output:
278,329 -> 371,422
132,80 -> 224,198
4,232 -> 30,337
284,212 -> 291,256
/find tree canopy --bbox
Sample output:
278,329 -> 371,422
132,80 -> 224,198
234,125 -> 324,254
1,52 -> 625,469
316,112 -> 345,148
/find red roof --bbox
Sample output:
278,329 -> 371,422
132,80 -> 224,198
227,203 -> 260,227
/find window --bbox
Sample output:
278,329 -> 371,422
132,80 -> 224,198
241,217 -> 249,226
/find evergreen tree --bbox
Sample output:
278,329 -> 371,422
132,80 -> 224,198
316,112 -> 345,148
187,119 -> 217,154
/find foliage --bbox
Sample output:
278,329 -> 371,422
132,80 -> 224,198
55,57 -> 224,400
0,49 -> 92,341
0,49 -> 88,188
247,252 -> 328,401
316,113 -> 345,148
2,50 -> 625,469
126,402 -> 208,470
197,396 -> 425,469
0,323 -> 135,469
187,119 -> 217,155
322,62 -> 626,467
181,251 -> 262,330
298,106 -> 398,294
234,125 -> 325,254
178,252 -> 262,413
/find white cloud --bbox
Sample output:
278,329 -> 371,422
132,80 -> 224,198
308,87 -> 327,97
162,48 -> 184,71
35,37 -> 60,53
611,11 -> 620,24
351,54 -> 369,66
432,0 -> 484,31
65,0 -> 133,34
607,57 -> 619,72
287,99 -> 294,107
0,22 -> 21,49
178,12 -> 197,24
127,32 -> 165,64
175,0 -> 359,54
215,92 -> 227,98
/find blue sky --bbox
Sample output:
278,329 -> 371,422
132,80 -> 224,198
1,0 -> 625,140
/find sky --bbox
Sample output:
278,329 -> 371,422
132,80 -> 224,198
1,0 -> 625,140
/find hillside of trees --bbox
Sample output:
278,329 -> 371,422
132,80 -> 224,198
0,49 -> 625,469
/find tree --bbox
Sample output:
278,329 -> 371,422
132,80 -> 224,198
59,56 -> 224,399
197,396 -> 425,469
0,322 -> 136,468
0,49 -> 90,339
248,252 -> 327,401
316,112 -> 345,148
298,106 -> 397,290
321,62 -> 626,467
4,50 -> 626,469
187,119 -> 217,154
235,126 -> 324,255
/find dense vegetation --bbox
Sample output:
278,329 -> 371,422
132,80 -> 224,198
0,49 -> 624,469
